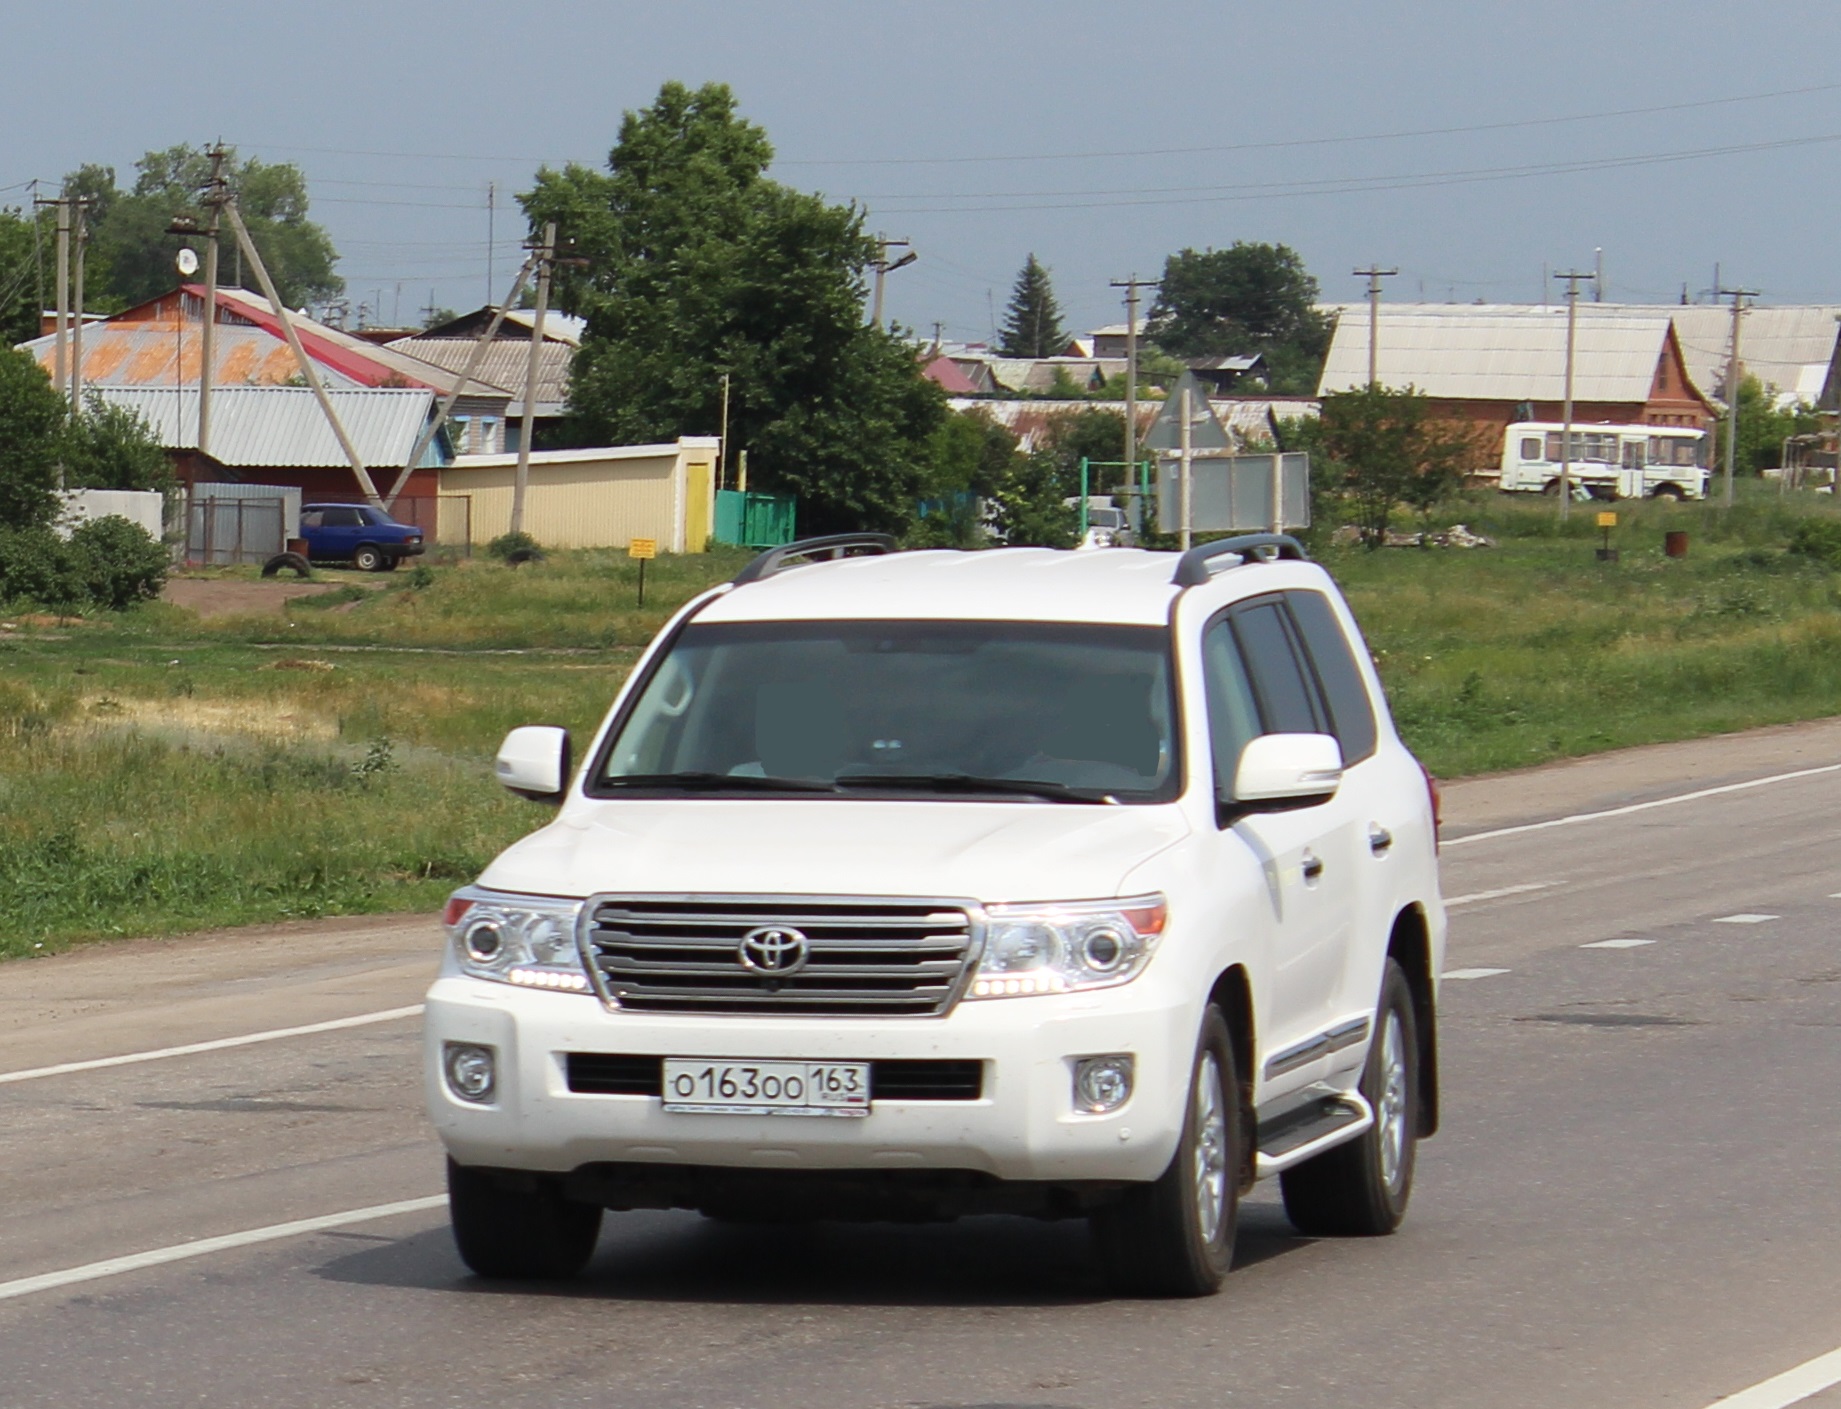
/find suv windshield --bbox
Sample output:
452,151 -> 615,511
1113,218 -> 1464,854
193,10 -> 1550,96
595,620 -> 1180,802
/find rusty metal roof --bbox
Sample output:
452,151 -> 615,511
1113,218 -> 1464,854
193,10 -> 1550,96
94,386 -> 443,468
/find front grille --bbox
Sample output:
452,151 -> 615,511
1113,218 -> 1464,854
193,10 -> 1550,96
584,896 -> 979,1016
565,1054 -> 984,1102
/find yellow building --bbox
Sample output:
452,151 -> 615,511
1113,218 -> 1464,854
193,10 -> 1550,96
440,437 -> 718,552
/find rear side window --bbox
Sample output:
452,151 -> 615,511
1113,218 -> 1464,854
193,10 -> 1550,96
322,507 -> 362,527
1286,591 -> 1379,765
1229,601 -> 1323,736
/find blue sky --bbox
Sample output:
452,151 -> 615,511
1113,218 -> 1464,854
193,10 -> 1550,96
10,1 -> 1841,340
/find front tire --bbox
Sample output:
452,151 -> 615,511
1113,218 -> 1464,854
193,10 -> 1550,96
447,1159 -> 602,1279
1091,1006 -> 1239,1297
1280,958 -> 1419,1236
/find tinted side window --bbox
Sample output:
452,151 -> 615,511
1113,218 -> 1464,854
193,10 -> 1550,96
323,507 -> 362,527
1201,620 -> 1262,795
1230,601 -> 1322,735
1286,590 -> 1378,764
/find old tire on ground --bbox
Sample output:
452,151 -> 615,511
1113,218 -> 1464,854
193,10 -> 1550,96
447,1158 -> 602,1280
1280,958 -> 1419,1237
259,552 -> 312,579
352,544 -> 387,572
1090,1005 -> 1238,1297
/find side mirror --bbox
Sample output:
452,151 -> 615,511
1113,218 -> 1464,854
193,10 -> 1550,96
496,725 -> 572,803
1227,733 -> 1344,816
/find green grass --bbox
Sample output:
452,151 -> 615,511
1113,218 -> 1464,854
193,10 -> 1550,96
3,489 -> 1840,954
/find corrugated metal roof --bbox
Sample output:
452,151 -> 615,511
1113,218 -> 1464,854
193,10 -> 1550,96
1666,304 -> 1840,404
944,397 -> 1315,453
94,386 -> 441,468
386,337 -> 570,414
1317,303 -> 1680,402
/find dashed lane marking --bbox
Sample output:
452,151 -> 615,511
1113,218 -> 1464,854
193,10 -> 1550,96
1445,762 -> 1841,849
1714,914 -> 1780,925
1581,938 -> 1656,950
0,1005 -> 426,1086
1444,882 -> 1552,908
1704,1341 -> 1841,1408
0,1195 -> 447,1304
1442,968 -> 1510,980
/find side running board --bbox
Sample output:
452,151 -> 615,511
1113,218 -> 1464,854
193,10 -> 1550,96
1254,1093 -> 1374,1179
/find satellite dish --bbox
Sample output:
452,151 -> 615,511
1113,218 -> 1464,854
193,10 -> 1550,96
176,248 -> 200,277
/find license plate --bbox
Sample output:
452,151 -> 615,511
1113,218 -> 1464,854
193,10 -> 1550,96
661,1059 -> 871,1117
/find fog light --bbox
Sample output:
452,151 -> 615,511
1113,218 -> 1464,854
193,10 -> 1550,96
443,1042 -> 497,1103
1073,1055 -> 1134,1113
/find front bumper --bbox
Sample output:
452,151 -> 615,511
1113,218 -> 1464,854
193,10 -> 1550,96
423,975 -> 1196,1184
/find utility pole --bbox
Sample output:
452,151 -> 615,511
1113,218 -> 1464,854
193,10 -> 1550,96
1593,247 -> 1604,302
1110,274 -> 1158,484
198,143 -> 229,459
1553,269 -> 1597,522
1718,284 -> 1759,508
718,371 -> 731,492
868,234 -> 915,328
69,199 -> 87,416
1353,265 -> 1397,387
47,195 -> 69,398
1178,380 -> 1193,551
510,221 -> 556,539
486,181 -> 496,307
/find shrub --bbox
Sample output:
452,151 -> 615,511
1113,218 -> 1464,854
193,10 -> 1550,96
67,515 -> 168,609
0,526 -> 84,608
1787,518 -> 1841,569
487,531 -> 545,566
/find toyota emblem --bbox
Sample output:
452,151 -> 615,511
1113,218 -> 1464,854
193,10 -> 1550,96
737,925 -> 810,975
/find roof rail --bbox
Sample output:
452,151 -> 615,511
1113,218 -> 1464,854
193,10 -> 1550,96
1171,534 -> 1309,587
732,533 -> 898,585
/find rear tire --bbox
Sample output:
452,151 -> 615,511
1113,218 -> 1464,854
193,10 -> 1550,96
1280,959 -> 1419,1236
1091,1006 -> 1239,1297
447,1158 -> 602,1280
1652,484 -> 1684,501
353,544 -> 386,572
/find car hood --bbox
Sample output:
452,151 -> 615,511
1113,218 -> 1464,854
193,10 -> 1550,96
478,798 -> 1192,905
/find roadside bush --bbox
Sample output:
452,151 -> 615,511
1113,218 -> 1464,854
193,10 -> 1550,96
1787,518 -> 1841,569
67,516 -> 168,609
0,526 -> 84,608
487,530 -> 545,566
0,516 -> 167,611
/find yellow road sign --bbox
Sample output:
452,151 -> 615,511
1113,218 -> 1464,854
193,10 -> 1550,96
1596,511 -> 1618,529
628,537 -> 657,560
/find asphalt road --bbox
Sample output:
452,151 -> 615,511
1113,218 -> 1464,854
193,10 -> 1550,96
3,723 -> 1840,1408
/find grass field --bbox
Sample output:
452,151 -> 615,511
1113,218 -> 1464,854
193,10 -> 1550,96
3,485 -> 1839,954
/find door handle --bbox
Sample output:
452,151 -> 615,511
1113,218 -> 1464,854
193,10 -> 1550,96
1368,825 -> 1393,856
1301,850 -> 1325,882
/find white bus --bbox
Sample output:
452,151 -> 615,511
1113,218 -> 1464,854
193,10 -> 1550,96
1496,421 -> 1710,500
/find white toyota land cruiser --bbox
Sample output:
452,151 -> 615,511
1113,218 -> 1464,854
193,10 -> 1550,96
425,533 -> 1446,1296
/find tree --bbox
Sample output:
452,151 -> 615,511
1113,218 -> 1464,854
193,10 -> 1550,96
1147,242 -> 1331,394
0,349 -> 66,531
62,396 -> 173,496
1316,385 -> 1478,547
998,254 -> 1067,359
1715,375 -> 1822,479
68,147 -> 341,311
522,81 -> 945,536
0,207 -> 43,347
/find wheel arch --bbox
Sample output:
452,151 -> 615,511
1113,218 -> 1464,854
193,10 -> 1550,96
1208,964 -> 1257,1191
1387,906 -> 1440,1137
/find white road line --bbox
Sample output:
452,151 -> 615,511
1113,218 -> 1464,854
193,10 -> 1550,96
1445,762 -> 1841,848
0,1195 -> 446,1304
1705,1343 -> 1841,1408
1442,967 -> 1510,980
1714,914 -> 1780,925
1445,882 -> 1552,908
0,1005 -> 425,1086
1581,938 -> 1655,950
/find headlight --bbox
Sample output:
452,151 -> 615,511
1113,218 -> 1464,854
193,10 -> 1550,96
966,895 -> 1166,999
442,888 -> 590,993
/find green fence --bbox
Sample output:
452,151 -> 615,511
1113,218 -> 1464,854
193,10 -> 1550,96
713,489 -> 797,548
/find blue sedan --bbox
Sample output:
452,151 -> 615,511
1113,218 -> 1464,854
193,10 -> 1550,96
299,503 -> 426,572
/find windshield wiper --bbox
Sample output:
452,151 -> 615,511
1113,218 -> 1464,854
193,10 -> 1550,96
599,771 -> 840,793
832,772 -> 1115,804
